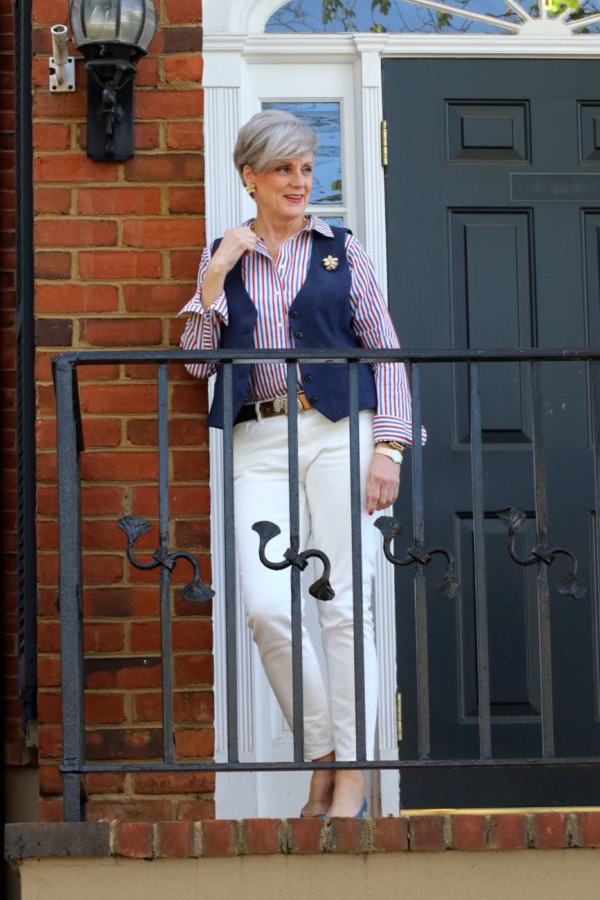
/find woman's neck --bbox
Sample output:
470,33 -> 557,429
252,214 -> 307,246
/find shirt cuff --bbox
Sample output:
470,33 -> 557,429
372,415 -> 427,447
178,291 -> 229,324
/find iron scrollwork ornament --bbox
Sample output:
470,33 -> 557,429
496,507 -> 586,600
374,517 -> 460,601
118,515 -> 215,602
252,521 -> 335,601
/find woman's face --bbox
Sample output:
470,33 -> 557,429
244,153 -> 314,225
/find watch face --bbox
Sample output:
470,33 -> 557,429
376,448 -> 401,464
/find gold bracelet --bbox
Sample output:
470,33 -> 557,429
377,441 -> 406,454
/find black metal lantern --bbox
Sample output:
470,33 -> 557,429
69,0 -> 158,161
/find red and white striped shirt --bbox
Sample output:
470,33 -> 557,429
179,216 -> 416,445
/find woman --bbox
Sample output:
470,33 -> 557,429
179,109 -> 414,818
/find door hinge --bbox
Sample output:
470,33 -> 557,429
396,691 -> 403,742
381,119 -> 388,168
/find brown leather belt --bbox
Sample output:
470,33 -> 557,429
236,392 -> 313,423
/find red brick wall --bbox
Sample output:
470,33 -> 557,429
0,0 -> 23,766
32,0 -> 213,821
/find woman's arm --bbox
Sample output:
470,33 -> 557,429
346,234 -> 416,448
178,246 -> 228,379
200,225 -> 257,308
345,233 -> 416,512
179,225 -> 260,379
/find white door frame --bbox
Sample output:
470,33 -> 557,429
202,0 -> 600,819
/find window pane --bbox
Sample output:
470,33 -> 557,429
266,0 -> 513,33
262,101 -> 343,205
569,0 -> 600,33
265,0 -> 598,34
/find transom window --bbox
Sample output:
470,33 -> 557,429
266,0 -> 600,34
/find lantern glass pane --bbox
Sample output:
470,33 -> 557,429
138,3 -> 158,50
69,0 -> 157,48
119,0 -> 157,48
69,0 -> 90,45
119,0 -> 144,43
85,1 -> 118,42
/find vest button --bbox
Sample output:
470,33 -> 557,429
290,310 -> 298,318
296,331 -> 303,338
305,374 -> 312,383
311,396 -> 319,403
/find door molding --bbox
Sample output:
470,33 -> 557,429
203,0 -> 600,819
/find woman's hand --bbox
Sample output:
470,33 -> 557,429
200,226 -> 258,309
366,453 -> 401,515
210,225 -> 257,274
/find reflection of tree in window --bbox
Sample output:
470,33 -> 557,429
565,0 -> 600,31
269,0 -> 314,30
321,179 -> 343,204
266,0 -> 600,34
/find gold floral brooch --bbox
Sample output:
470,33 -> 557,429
322,255 -> 339,271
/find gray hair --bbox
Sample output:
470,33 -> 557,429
233,109 -> 318,180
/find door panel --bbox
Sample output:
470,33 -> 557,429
384,59 -> 600,807
450,210 -> 534,442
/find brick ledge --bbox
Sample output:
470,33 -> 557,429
6,811 -> 600,859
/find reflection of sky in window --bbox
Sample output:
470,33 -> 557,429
262,101 -> 343,205
265,0 -> 600,33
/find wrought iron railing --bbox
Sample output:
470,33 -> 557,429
53,348 -> 600,821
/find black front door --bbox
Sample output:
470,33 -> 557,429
384,58 -> 600,807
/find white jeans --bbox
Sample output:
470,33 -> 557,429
233,407 -> 378,761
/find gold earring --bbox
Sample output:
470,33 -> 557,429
245,182 -> 256,196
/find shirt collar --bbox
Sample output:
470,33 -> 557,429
307,216 -> 335,237
243,215 -> 336,239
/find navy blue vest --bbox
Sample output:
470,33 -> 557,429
208,226 -> 377,429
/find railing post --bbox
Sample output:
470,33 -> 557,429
469,362 -> 492,759
157,363 -> 174,763
410,363 -> 431,760
349,360 -> 366,762
532,361 -> 555,758
55,357 -> 85,821
285,362 -> 305,761
222,361 -> 239,762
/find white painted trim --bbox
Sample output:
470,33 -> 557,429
204,82 -> 261,816
205,30 -> 600,58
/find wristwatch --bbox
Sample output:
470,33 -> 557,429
374,441 -> 404,465
387,442 -> 406,453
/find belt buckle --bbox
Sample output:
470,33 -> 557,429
272,395 -> 304,415
272,395 -> 288,415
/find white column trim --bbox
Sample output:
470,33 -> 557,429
357,52 -> 387,293
205,84 -> 257,762
354,45 -> 400,816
